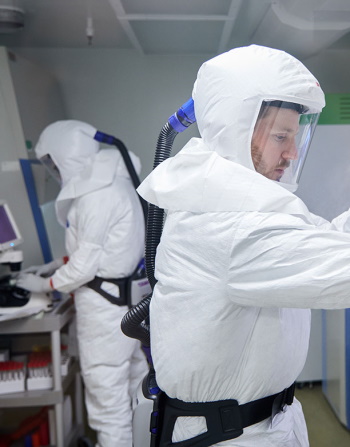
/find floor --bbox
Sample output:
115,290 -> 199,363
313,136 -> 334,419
296,382 -> 350,446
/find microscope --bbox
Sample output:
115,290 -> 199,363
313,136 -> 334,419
0,201 -> 30,307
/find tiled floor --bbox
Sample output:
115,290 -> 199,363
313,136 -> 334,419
296,382 -> 350,446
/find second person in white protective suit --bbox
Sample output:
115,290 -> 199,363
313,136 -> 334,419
137,45 -> 350,446
17,120 -> 148,447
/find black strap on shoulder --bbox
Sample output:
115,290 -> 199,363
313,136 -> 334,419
86,276 -> 128,306
157,383 -> 295,447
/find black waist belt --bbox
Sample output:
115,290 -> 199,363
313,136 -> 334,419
158,383 -> 296,447
85,259 -> 148,308
86,276 -> 128,306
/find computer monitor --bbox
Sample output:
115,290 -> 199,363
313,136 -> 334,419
0,201 -> 22,252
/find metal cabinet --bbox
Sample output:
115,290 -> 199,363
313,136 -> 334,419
0,297 -> 83,446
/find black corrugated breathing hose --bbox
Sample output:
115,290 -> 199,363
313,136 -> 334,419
121,98 -> 196,350
121,123 -> 178,347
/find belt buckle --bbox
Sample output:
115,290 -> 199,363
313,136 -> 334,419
219,400 -> 244,438
285,383 -> 296,406
272,383 -> 295,419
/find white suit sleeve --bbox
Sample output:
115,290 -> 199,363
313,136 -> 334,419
309,209 -> 350,232
329,209 -> 350,232
227,220 -> 350,310
51,193 -> 112,293
52,241 -> 103,293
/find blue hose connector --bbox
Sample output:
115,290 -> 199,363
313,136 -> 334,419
168,98 -> 196,133
94,130 -> 115,145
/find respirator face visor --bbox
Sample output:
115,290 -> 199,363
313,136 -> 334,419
251,100 -> 320,191
39,154 -> 62,185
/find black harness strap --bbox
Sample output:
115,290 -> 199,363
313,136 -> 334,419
86,276 -> 128,306
158,383 -> 296,447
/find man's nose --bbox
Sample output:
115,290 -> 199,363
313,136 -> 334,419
282,140 -> 298,160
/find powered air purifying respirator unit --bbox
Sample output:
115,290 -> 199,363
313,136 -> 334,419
92,131 -> 151,308
121,99 -> 196,447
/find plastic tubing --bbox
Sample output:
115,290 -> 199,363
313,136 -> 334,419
121,99 -> 196,347
94,131 -> 148,223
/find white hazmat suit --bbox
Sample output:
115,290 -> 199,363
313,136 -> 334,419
19,121 -> 148,447
137,45 -> 350,446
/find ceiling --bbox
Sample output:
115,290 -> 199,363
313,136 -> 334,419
1,0 -> 350,59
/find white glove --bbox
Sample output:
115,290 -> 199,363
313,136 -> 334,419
22,258 -> 65,277
16,273 -> 53,293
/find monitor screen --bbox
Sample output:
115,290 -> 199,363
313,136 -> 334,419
0,202 -> 22,251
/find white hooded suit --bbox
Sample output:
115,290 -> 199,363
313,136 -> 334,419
137,45 -> 350,446
35,121 -> 148,447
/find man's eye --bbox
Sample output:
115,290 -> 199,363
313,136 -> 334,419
274,135 -> 286,142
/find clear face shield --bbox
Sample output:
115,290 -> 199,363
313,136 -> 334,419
39,154 -> 62,185
251,100 -> 320,191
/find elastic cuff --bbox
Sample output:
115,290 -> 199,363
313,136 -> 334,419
49,278 -> 55,290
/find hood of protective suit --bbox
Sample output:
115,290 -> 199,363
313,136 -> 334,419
55,148 -> 141,227
138,45 -> 325,214
35,120 -> 142,226
193,44 -> 325,169
35,120 -> 99,187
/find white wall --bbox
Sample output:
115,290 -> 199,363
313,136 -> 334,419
11,47 -> 350,180
305,49 -> 350,94
12,49 -> 214,179
8,49 -> 67,156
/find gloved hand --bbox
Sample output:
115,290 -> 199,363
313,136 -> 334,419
16,273 -> 53,293
21,258 -> 65,277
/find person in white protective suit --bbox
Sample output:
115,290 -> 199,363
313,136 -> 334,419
137,45 -> 350,446
17,120 -> 148,447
